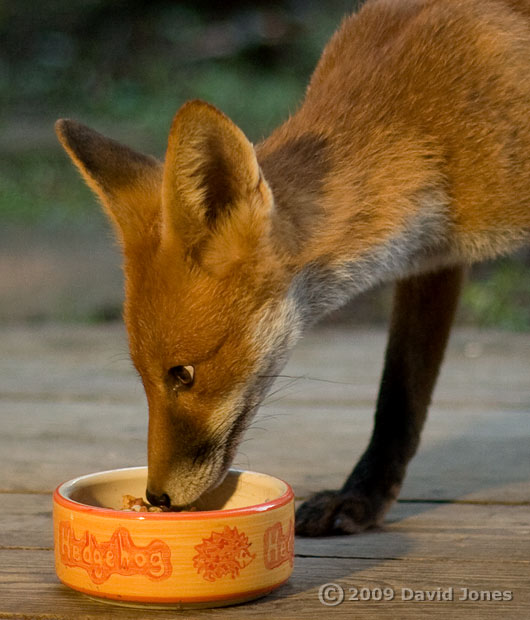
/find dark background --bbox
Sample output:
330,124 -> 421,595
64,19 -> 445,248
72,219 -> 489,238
1,0 -> 528,328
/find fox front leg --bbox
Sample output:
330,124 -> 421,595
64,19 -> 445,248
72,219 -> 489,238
295,265 -> 464,536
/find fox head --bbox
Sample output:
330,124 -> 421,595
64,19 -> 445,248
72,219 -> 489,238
56,101 -> 302,507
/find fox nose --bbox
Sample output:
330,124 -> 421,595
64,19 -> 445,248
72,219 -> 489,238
146,489 -> 171,508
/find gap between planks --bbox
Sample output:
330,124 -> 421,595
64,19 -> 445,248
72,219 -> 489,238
0,489 -> 52,495
2,489 -> 528,506
3,548 -> 528,565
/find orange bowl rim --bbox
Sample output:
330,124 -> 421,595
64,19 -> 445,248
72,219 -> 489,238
53,466 -> 294,520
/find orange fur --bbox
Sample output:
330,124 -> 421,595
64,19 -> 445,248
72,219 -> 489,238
259,0 -> 530,267
56,0 -> 529,508
55,119 -> 163,247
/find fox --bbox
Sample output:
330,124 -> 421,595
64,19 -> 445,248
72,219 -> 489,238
55,0 -> 529,536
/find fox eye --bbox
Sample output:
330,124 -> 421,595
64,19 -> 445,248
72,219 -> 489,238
168,365 -> 195,388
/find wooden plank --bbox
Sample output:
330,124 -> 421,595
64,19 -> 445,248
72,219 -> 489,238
0,494 -> 54,549
0,549 -> 527,619
295,502 -> 530,562
0,225 -> 123,324
0,400 -> 147,492
1,326 -> 528,500
0,325 -> 529,619
1,393 -> 528,502
1,325 -> 529,408
3,494 -> 529,565
0,327 -> 141,406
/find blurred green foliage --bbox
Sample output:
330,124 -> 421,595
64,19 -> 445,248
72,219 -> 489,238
0,0 -> 528,328
1,0 -> 356,134
461,258 -> 530,331
0,0 -> 357,228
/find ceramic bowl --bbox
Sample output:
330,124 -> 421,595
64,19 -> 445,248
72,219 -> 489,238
53,467 -> 294,609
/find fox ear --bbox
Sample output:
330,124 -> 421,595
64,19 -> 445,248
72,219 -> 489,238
55,119 -> 163,246
162,100 -> 263,252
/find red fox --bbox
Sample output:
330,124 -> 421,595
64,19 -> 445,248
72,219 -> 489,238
56,0 -> 529,536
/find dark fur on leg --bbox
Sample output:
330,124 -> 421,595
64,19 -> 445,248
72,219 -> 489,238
296,265 -> 464,537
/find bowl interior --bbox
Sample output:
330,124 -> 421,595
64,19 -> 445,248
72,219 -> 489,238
59,468 -> 288,512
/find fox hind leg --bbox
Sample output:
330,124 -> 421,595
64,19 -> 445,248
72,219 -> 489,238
295,264 -> 464,536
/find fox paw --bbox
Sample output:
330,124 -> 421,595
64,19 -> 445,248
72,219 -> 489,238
295,489 -> 386,537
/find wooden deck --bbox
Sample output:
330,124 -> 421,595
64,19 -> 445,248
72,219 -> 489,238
1,324 -> 529,619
